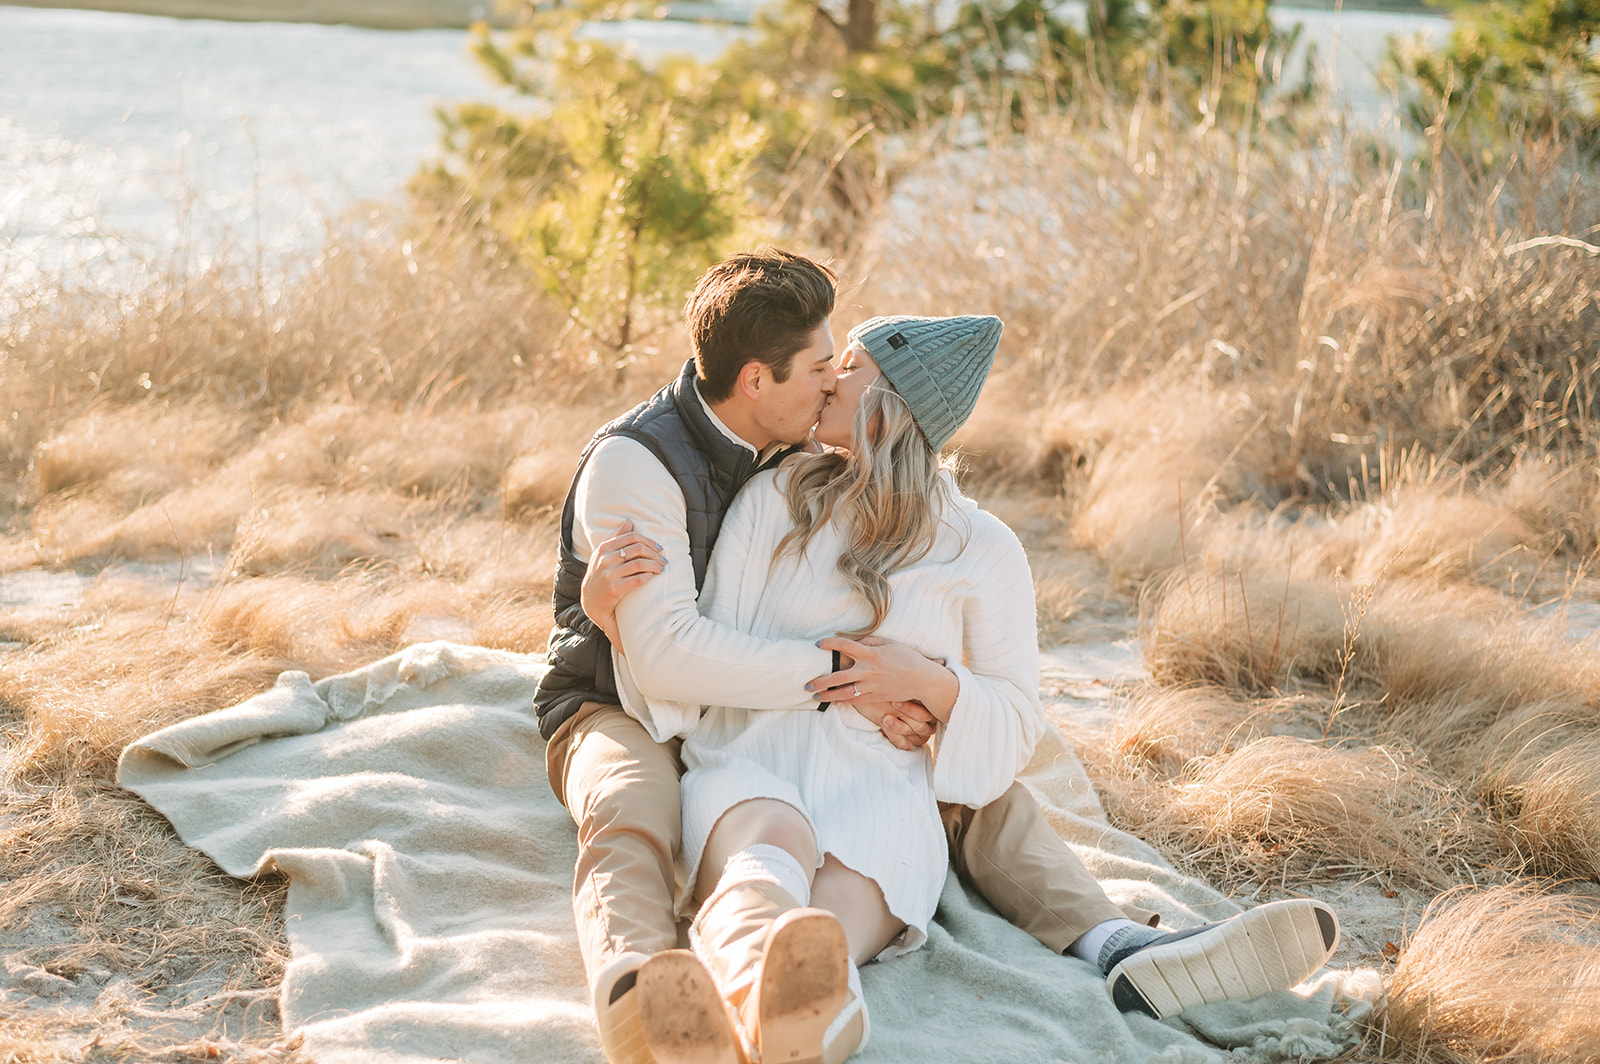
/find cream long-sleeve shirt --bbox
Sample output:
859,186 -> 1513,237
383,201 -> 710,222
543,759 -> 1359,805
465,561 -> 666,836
570,393 -> 831,742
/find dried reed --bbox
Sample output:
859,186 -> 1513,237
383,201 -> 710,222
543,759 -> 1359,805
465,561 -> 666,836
1370,885 -> 1600,1064
1088,727 -> 1493,889
1108,683 -> 1309,774
1143,561 -> 1350,693
1142,545 -> 1600,879
882,113 -> 1598,464
1356,587 -> 1600,878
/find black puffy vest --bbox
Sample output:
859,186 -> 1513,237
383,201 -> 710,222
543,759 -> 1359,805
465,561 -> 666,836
532,360 -> 794,739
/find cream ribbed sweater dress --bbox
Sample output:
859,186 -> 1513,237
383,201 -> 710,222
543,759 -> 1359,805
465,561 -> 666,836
674,468 -> 1047,958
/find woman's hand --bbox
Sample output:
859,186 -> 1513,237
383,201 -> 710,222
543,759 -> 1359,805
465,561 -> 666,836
806,636 -> 960,724
580,520 -> 665,650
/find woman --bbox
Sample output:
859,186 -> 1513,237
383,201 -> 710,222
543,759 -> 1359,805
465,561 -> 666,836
600,313 -> 1043,1064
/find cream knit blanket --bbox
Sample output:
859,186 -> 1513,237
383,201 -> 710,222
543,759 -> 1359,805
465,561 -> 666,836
118,641 -> 1372,1064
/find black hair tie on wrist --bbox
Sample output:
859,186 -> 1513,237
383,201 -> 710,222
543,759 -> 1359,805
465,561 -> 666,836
816,649 -> 841,712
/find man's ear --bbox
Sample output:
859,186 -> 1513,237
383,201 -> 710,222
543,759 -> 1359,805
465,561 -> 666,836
735,360 -> 765,402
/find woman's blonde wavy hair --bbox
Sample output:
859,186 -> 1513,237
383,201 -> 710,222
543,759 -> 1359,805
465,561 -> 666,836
774,382 -> 960,638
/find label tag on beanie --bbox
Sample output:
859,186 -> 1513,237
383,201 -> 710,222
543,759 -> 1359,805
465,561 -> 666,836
887,332 -> 909,349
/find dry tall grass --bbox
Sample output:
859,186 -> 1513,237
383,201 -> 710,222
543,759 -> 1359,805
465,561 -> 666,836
1081,683 -> 1498,889
1137,529 -> 1600,881
1143,562 -> 1351,693
857,104 -> 1599,602
865,114 -> 1600,473
1361,593 -> 1600,880
1371,885 -> 1600,1064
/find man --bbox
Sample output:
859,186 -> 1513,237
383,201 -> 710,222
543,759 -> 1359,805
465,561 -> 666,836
535,248 -> 1339,1064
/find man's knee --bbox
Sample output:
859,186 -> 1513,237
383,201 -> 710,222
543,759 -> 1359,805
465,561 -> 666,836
970,781 -> 1037,827
943,781 -> 1036,868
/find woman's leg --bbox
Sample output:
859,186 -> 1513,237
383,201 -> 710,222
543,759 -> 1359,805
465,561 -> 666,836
692,799 -> 856,1064
791,856 -> 887,1064
808,856 -> 904,966
695,798 -> 819,906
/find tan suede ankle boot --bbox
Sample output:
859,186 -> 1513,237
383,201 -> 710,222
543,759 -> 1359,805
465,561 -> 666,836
690,882 -> 852,1064
595,950 -> 743,1064
635,950 -> 743,1064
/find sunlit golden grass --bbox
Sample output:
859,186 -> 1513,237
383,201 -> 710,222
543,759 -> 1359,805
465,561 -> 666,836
1487,738 -> 1600,882
1,548 -> 558,783
1143,562 -> 1351,693
2,211 -> 583,429
1355,588 -> 1600,880
1136,529 -> 1600,882
1370,885 -> 1600,1064
3,396 -> 612,575
1161,737 -> 1494,889
1108,684 -> 1311,774
1068,392 -> 1283,583
1079,683 -> 1498,890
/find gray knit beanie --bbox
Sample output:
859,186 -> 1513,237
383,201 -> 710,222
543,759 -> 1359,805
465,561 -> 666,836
847,314 -> 1003,451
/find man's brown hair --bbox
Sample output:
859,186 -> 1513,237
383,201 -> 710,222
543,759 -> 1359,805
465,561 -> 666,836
685,247 -> 837,402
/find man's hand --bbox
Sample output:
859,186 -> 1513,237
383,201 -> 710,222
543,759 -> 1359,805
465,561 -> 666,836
849,699 -> 938,750
805,635 -> 960,724
581,520 -> 665,650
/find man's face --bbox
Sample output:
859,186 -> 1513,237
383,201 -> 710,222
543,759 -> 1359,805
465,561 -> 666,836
749,321 -> 837,448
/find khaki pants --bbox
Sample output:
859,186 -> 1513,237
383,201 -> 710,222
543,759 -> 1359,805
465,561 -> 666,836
547,702 -> 686,977
942,782 -> 1158,952
548,702 -> 1156,983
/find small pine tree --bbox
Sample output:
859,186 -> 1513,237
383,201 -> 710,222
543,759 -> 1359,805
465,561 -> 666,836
424,26 -> 763,378
1390,0 -> 1600,162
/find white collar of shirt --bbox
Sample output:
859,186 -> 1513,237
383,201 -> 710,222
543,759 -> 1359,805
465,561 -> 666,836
693,380 -> 788,463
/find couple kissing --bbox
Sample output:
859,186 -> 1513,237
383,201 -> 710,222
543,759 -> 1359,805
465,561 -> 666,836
533,247 -> 1340,1064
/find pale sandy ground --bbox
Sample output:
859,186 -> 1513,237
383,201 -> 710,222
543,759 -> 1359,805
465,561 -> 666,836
0,912 -> 288,1059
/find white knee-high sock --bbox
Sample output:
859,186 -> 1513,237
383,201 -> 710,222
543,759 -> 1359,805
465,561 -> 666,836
716,843 -> 813,908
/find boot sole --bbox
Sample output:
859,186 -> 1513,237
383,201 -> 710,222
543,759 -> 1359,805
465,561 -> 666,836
756,909 -> 850,1064
1107,898 -> 1340,1019
636,951 -> 742,1064
595,956 -> 654,1064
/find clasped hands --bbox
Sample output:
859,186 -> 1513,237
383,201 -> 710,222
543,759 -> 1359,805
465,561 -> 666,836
584,521 -> 953,751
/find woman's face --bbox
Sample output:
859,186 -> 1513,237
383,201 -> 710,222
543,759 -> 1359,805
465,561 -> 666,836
813,341 -> 880,449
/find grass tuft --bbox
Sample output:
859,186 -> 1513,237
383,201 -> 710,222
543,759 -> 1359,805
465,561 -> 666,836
1371,885 -> 1600,1064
